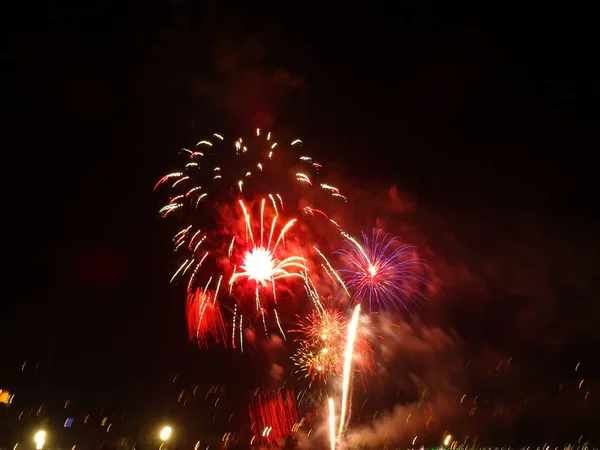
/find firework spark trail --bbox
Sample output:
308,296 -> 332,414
338,304 -> 361,437
314,246 -> 350,298
337,229 -> 423,313
239,314 -> 243,353
249,389 -> 298,446
232,305 -> 237,348
302,272 -> 325,313
329,397 -> 336,450
185,289 -> 227,348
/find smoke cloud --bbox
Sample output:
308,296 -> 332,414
344,318 -> 466,448
193,29 -> 305,128
330,178 -> 600,445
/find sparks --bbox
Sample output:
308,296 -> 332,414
291,308 -> 371,384
230,200 -> 308,289
155,129 -> 352,349
337,229 -> 424,313
186,289 -> 227,348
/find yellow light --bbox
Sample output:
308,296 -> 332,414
34,430 -> 46,450
444,434 -> 452,447
0,389 -> 12,403
159,426 -> 172,441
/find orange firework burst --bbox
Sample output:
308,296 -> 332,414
291,308 -> 372,385
186,289 -> 227,348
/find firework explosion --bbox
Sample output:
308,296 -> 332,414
228,198 -> 309,338
154,129 -> 347,347
155,127 -> 427,448
292,308 -> 345,384
291,308 -> 372,387
336,228 -> 424,313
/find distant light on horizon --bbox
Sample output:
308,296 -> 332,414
34,430 -> 46,450
160,425 -> 172,441
444,434 -> 452,447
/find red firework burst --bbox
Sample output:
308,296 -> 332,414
155,130 -> 347,345
249,389 -> 298,446
186,289 -> 227,348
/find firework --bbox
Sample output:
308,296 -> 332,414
328,397 -> 336,450
249,389 -> 298,446
319,304 -> 362,448
338,304 -> 361,436
230,200 -> 307,296
154,127 -> 431,447
185,289 -> 227,348
227,198 -> 312,338
155,129 -> 347,345
291,308 -> 372,387
291,309 -> 344,384
336,228 -> 423,313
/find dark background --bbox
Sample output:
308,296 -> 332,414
3,0 -> 599,444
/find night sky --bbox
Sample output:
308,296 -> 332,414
4,0 -> 600,445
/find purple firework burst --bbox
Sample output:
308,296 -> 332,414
336,229 -> 424,313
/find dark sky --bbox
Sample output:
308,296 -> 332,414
4,0 -> 599,444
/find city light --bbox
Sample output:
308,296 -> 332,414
34,430 -> 46,450
159,425 -> 172,441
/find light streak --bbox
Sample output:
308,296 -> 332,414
329,398 -> 336,450
338,304 -> 361,437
